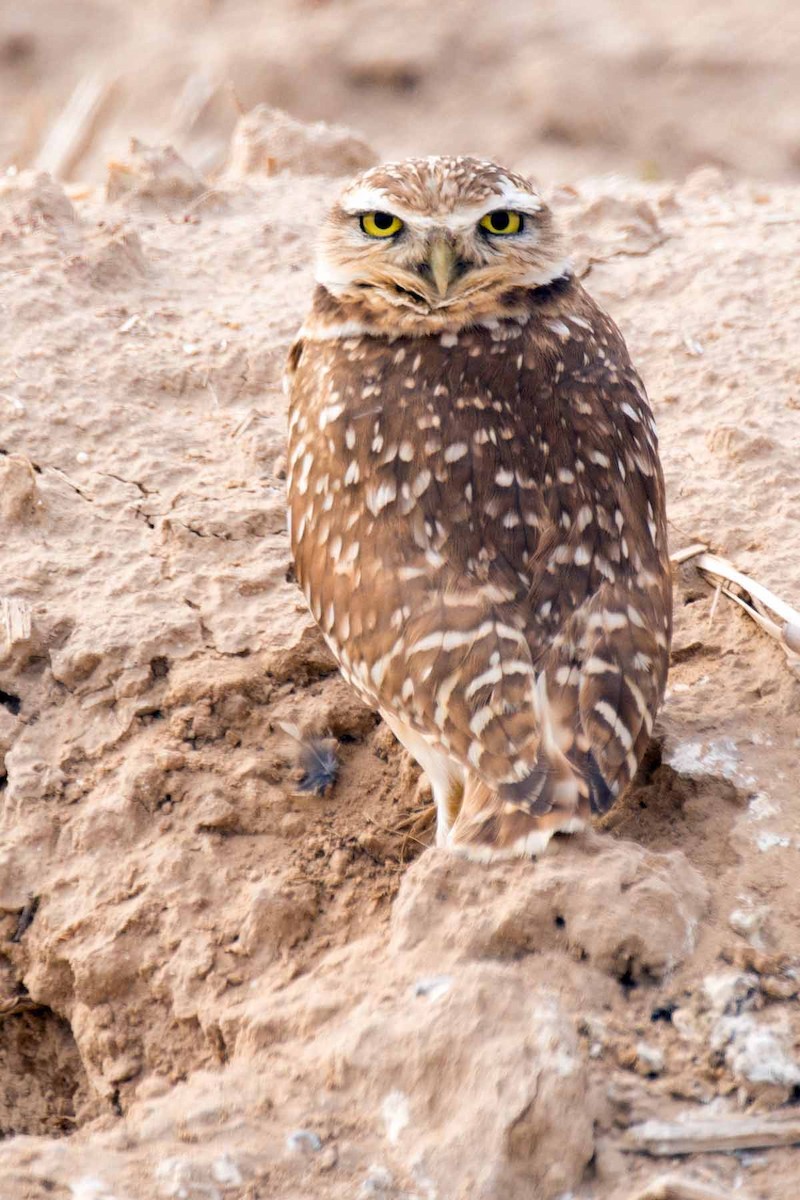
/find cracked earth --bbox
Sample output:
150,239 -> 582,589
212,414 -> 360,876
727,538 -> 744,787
1,104 -> 800,1200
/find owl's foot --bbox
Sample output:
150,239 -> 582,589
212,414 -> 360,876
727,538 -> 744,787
393,802 -> 437,840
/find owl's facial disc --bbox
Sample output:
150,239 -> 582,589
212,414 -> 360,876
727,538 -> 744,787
321,213 -> 538,310
315,157 -> 568,332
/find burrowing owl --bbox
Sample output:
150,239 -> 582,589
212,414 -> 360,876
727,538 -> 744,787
286,156 -> 671,860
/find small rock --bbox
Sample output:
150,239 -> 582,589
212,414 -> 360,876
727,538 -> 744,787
0,455 -> 39,524
103,1052 -> 142,1084
729,904 -> 769,948
382,1090 -> 410,1144
114,665 -> 152,699
412,975 -> 453,1001
327,848 -> 350,883
0,596 -> 36,669
211,1155 -> 243,1186
361,1165 -> 395,1195
239,880 -> 317,957
680,164 -> 728,199
155,750 -> 187,772
192,792 -> 239,833
226,105 -> 377,179
107,139 -> 208,208
712,1014 -> 800,1088
70,226 -> 148,289
702,971 -> 759,1018
280,811 -> 306,838
634,1042 -> 665,1076
318,1145 -> 338,1172
155,1156 -> 225,1198
0,169 -> 77,229
760,975 -> 798,1001
285,1128 -> 322,1155
391,840 -> 708,983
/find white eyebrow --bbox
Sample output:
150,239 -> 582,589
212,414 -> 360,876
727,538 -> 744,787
338,181 -> 543,230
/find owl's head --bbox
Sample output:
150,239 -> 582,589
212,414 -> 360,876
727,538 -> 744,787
314,156 -> 567,335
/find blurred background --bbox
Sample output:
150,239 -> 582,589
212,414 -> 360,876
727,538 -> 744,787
1,0 -> 800,185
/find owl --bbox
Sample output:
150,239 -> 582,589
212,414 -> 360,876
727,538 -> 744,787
286,156 -> 672,861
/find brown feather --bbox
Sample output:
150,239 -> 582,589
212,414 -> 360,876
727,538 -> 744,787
287,157 -> 671,859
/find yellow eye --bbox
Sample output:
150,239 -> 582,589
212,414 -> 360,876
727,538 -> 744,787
360,211 -> 404,238
479,210 -> 523,236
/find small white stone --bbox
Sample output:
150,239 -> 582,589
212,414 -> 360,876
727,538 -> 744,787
412,975 -> 453,1001
729,904 -> 769,949
286,1129 -> 322,1155
635,1042 -> 664,1075
211,1155 -> 243,1185
69,1180 -> 119,1200
361,1165 -> 395,1195
756,831 -> 791,852
382,1090 -> 410,1144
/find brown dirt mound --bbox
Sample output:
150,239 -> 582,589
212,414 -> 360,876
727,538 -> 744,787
0,136 -> 799,1198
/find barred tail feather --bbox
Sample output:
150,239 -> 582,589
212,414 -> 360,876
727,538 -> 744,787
446,684 -> 591,859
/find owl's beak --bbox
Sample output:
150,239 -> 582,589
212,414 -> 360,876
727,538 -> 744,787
428,237 -> 458,299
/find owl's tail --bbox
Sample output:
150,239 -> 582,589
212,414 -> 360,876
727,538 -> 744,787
445,675 -> 594,860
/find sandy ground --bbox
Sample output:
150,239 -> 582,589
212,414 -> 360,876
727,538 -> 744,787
0,125 -> 799,1198
2,0 -> 800,187
1,3 -> 800,1199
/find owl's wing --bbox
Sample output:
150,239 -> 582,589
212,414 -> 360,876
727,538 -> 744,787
287,301 -> 671,858
539,572 -> 671,815
389,306 -> 671,851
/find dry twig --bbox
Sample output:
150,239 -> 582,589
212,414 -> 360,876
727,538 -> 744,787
627,1175 -> 749,1200
672,545 -> 800,671
0,596 -> 31,651
35,73 -> 114,178
620,1111 -> 800,1156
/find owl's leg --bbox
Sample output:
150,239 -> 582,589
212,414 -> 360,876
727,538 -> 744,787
379,709 -> 464,844
433,776 -> 465,846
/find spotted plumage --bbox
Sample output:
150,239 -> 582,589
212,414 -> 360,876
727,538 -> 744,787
286,156 -> 671,860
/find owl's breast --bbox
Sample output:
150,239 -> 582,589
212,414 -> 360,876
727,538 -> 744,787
287,309 -> 667,654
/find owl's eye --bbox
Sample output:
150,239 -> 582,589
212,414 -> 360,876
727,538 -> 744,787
479,210 -> 523,236
360,211 -> 404,238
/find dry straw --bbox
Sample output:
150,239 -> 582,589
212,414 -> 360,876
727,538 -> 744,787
672,545 -> 800,675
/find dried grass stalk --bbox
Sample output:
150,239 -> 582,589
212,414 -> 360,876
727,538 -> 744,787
35,72 -> 114,178
672,545 -> 800,671
0,596 -> 31,650
621,1111 -> 800,1155
628,1175 -> 748,1200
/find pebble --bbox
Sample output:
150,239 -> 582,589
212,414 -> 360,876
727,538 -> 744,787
280,812 -> 306,837
412,975 -> 453,1001
285,1129 -> 322,1155
634,1041 -> 665,1076
155,750 -> 187,771
327,847 -> 350,882
211,1155 -> 242,1186
318,1145 -> 338,1172
729,905 -> 768,948
361,1165 -> 395,1195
